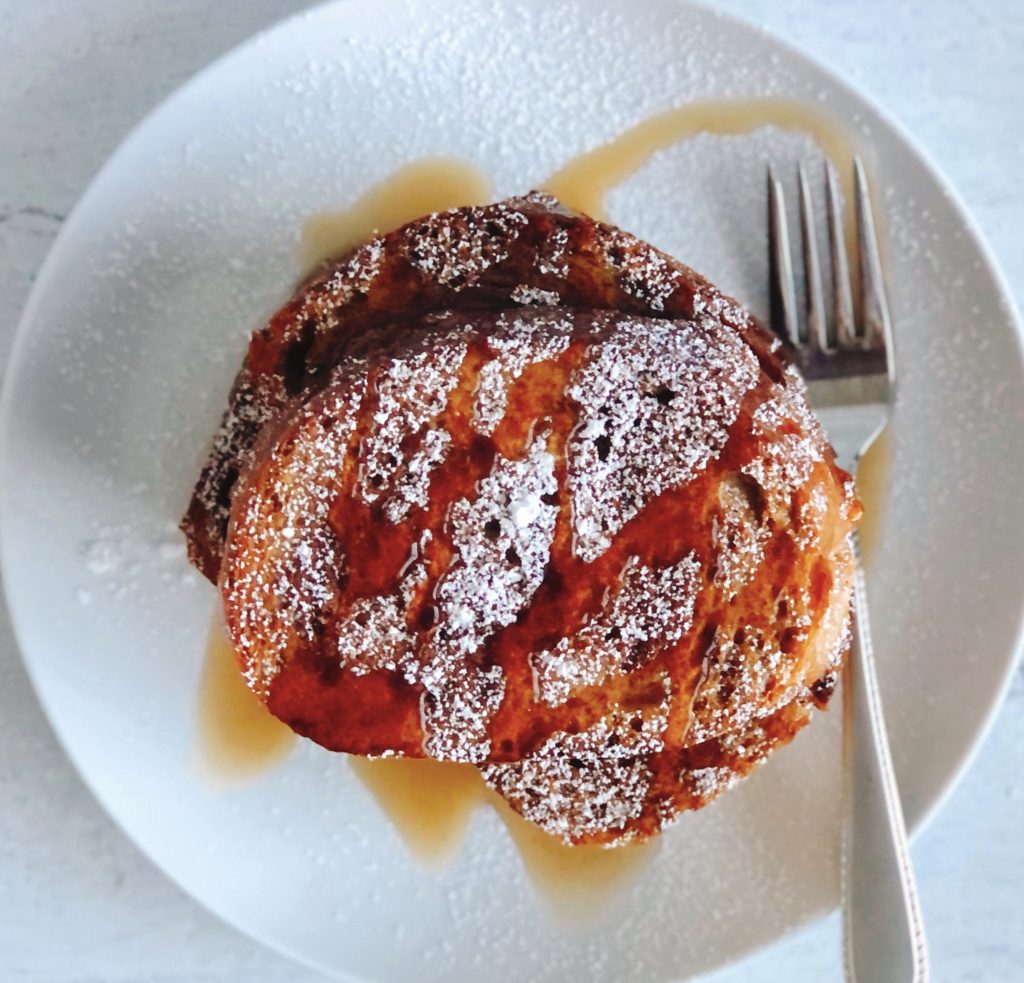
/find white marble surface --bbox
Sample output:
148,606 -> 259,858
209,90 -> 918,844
1,0 -> 1021,980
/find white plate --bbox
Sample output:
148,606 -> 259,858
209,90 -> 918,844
3,1 -> 1023,980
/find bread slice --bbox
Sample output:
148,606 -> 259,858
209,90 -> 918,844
217,298 -> 857,842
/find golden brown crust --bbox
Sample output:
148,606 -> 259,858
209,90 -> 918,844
188,194 -> 859,845
483,691 -> 822,846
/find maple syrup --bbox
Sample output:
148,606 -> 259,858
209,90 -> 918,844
496,799 -> 659,909
197,617 -> 295,779
855,425 -> 891,570
350,756 -> 656,913
299,156 -> 493,273
545,97 -> 861,216
201,97 -> 880,896
347,756 -> 488,865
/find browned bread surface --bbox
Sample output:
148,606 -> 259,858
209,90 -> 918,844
218,303 -> 857,842
482,688 -> 827,846
187,194 -> 859,846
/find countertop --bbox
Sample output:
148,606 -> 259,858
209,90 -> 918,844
1,1 -> 1021,980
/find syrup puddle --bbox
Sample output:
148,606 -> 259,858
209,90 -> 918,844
299,156 -> 493,274
197,618 -> 295,779
201,95 -> 879,904
350,756 -> 657,913
346,756 -> 487,866
198,621 -> 652,914
495,801 -> 659,909
855,425 -> 891,570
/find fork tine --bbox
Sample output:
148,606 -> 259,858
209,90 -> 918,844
854,157 -> 896,378
798,162 -> 829,352
825,159 -> 857,349
767,165 -> 799,347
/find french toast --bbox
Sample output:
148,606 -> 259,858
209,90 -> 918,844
185,195 -> 859,846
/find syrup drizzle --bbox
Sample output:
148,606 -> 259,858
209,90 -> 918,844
347,756 -> 486,865
350,755 -> 657,914
299,156 -> 492,274
856,425 -> 891,570
198,96 -> 884,893
197,617 -> 295,779
544,98 -> 862,220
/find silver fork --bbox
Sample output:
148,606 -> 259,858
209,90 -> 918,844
767,159 -> 928,983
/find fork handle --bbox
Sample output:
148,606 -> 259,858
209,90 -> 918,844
842,533 -> 929,982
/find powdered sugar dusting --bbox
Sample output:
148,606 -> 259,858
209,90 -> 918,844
751,386 -> 825,443
536,225 -> 570,277
472,309 -> 573,434
405,202 -> 528,287
296,237 -> 386,340
336,530 -> 432,679
741,389 -> 831,522
225,363 -> 366,698
598,228 -> 680,311
532,552 -> 701,707
567,313 -> 758,562
192,370 -> 286,547
792,483 -> 830,551
438,432 -> 559,651
684,765 -> 738,803
384,428 -> 452,524
336,594 -> 417,678
482,686 -> 671,844
687,626 -> 789,744
742,432 -> 818,522
358,337 -> 467,521
712,477 -> 769,600
510,284 -> 560,306
420,433 -> 559,761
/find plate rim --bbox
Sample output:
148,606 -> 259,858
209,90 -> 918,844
2,0 -> 1022,979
